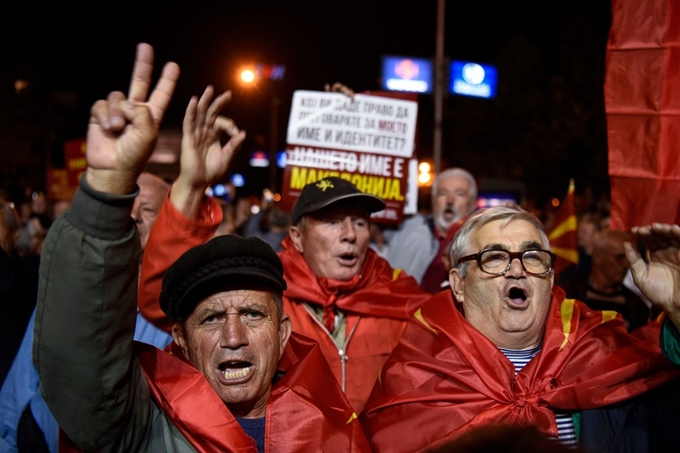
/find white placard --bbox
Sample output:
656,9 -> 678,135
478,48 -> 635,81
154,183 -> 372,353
286,91 -> 418,158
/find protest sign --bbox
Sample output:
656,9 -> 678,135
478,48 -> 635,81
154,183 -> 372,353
64,138 -> 87,186
281,90 -> 418,223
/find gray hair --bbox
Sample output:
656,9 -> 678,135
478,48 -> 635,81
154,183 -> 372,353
450,205 -> 550,277
431,167 -> 478,204
294,213 -> 310,230
272,293 -> 284,321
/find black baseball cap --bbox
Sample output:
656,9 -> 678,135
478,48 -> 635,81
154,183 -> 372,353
290,177 -> 386,225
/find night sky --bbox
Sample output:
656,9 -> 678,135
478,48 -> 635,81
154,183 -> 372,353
2,1 -> 614,208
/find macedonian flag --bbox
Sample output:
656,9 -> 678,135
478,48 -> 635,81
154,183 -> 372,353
605,0 -> 680,229
548,179 -> 578,279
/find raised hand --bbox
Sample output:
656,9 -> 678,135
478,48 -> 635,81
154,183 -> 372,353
625,223 -> 680,328
325,82 -> 355,100
86,43 -> 180,194
171,86 -> 246,218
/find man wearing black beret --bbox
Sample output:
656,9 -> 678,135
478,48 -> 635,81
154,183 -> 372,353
33,44 -> 369,452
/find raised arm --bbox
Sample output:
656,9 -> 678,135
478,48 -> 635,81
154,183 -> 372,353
625,223 -> 680,331
33,43 -> 179,451
171,86 -> 246,217
138,87 -> 245,331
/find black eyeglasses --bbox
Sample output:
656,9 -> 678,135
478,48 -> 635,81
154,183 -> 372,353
456,249 -> 556,276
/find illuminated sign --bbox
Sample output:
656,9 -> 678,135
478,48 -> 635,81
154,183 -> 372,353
450,61 -> 497,99
249,151 -> 270,167
381,55 -> 433,94
477,192 -> 519,208
255,64 -> 286,81
277,151 -> 287,168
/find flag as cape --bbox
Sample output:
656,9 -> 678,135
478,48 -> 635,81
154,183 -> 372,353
361,287 -> 679,453
605,0 -> 680,229
60,333 -> 370,452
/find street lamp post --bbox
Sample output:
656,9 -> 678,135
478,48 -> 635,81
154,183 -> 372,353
238,64 -> 285,192
269,95 -> 281,192
434,0 -> 445,175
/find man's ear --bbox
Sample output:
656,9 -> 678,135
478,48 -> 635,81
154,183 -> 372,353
171,323 -> 188,355
450,268 -> 465,303
278,314 -> 292,359
288,226 -> 304,253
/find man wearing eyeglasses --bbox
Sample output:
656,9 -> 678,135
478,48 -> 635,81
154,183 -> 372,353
362,206 -> 680,452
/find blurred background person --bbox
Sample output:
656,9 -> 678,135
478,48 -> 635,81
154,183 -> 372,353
560,228 -> 652,331
242,189 -> 290,252
133,172 -> 171,253
0,200 -> 39,384
384,167 -> 478,293
213,197 -> 237,237
0,172 -> 171,453
369,223 -> 389,259
50,199 -> 71,219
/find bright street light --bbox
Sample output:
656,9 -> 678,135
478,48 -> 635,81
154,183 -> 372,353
418,161 -> 431,173
240,69 -> 256,84
418,160 -> 434,186
236,63 -> 285,192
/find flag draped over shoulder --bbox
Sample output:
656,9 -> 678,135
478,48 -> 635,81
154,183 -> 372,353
605,0 -> 680,230
548,179 -> 578,279
361,288 -> 679,453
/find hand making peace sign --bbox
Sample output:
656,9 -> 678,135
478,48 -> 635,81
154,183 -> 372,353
85,43 -> 180,195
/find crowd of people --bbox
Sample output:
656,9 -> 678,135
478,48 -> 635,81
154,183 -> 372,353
1,43 -> 679,453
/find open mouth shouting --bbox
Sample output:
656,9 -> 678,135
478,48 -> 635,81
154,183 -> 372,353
337,251 -> 358,266
505,286 -> 529,309
219,360 -> 253,382
442,205 -> 457,221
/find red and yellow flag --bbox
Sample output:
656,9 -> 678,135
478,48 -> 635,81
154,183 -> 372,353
605,0 -> 680,229
548,179 -> 578,279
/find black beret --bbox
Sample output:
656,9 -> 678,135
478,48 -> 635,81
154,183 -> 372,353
159,234 -> 287,320
290,177 -> 385,225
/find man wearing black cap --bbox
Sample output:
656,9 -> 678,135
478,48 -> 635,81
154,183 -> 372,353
33,44 -> 369,452
139,120 -> 431,414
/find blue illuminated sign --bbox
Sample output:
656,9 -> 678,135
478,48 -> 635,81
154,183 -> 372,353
277,151 -> 286,168
381,55 -> 433,94
450,61 -> 497,99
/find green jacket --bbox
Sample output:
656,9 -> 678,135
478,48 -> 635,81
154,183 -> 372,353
33,177 -> 199,452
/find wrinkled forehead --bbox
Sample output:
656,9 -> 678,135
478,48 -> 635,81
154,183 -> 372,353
471,219 -> 544,251
192,290 -> 278,315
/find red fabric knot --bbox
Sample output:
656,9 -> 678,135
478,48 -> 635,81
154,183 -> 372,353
513,394 -> 539,408
322,294 -> 338,332
317,274 -> 361,333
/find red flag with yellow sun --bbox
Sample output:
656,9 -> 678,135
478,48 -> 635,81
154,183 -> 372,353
548,179 -> 578,279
